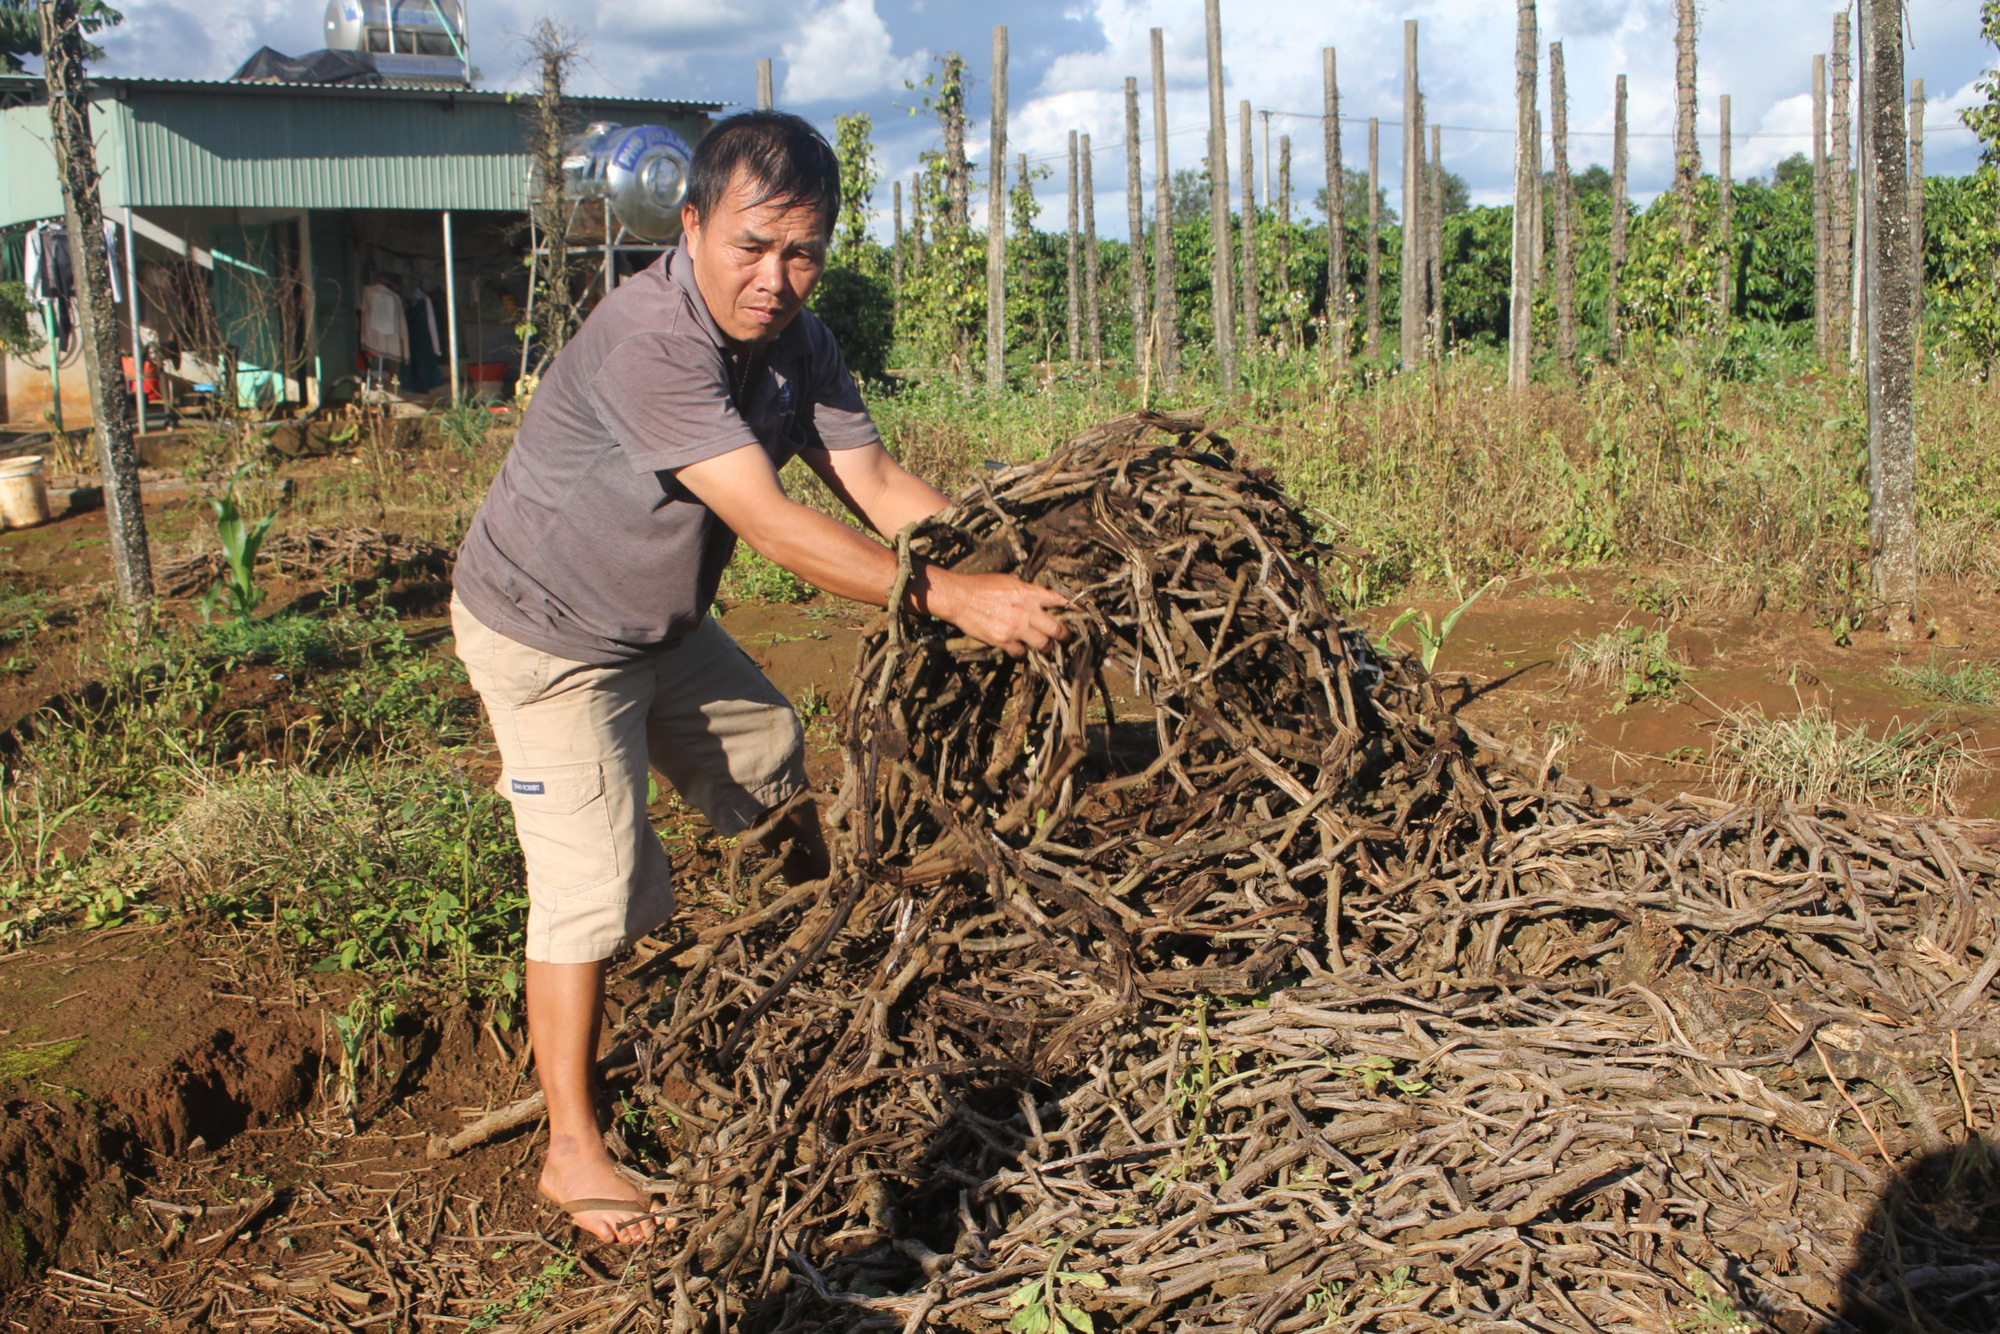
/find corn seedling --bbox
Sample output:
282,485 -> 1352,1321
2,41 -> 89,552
1384,578 -> 1502,673
205,474 -> 277,623
1006,1239 -> 1107,1334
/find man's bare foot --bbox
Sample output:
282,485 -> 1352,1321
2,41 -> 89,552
539,1135 -> 663,1244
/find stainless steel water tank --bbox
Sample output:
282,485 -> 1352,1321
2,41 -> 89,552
324,0 -> 468,84
560,122 -> 694,243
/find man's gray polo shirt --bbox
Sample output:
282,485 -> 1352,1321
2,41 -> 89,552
454,241 -> 879,664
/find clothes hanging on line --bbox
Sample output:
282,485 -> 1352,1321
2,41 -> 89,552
359,282 -> 408,361
24,220 -> 125,352
400,291 -> 444,394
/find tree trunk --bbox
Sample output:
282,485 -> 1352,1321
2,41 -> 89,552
1508,0 -> 1537,392
1367,118 -> 1381,361
1608,72 -> 1629,361
1429,122 -> 1444,363
911,172 -> 925,263
1324,47 -> 1348,377
1851,5 -> 1870,370
1910,77 -> 1925,336
1126,77 -> 1149,380
756,58 -> 773,110
1531,107 -> 1545,283
1814,54 -> 1830,357
1862,0 -> 1916,638
39,0 -> 151,622
1400,19 -> 1422,370
1239,98 -> 1259,353
1674,0 -> 1700,240
985,26 -> 1008,385
1831,12 -> 1853,364
1067,130 -> 1082,361
1150,28 -> 1179,385
1084,134 -> 1102,365
1549,42 -> 1575,375
1719,94 -> 1734,319
1204,0 -> 1236,387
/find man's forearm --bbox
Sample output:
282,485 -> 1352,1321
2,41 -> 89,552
737,497 -> 958,618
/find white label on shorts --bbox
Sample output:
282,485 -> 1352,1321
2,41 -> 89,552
511,779 -> 546,795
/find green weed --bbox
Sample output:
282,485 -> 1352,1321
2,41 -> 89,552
1675,1270 -> 1756,1334
1005,1239 -> 1107,1334
719,549 -> 814,606
125,759 -> 527,999
426,398 -> 494,457
1560,627 -> 1687,708
1891,656 -> 2000,707
468,1257 -> 578,1331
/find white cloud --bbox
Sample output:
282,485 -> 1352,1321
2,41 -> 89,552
780,0 -> 927,104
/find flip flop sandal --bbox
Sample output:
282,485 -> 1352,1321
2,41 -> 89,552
536,1185 -> 675,1238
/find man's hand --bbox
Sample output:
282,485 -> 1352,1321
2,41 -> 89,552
919,567 -> 1072,658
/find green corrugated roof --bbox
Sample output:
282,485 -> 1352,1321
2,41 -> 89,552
0,74 -> 720,226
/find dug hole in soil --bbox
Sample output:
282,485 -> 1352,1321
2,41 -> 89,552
0,933 -> 317,1289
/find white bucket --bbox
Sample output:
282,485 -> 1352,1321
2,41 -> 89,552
0,455 -> 51,530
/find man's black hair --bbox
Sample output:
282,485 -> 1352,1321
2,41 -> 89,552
687,110 -> 841,231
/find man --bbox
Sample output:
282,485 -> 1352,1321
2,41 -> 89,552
451,111 -> 1068,1244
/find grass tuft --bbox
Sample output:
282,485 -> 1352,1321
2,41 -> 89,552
1559,627 -> 1686,707
1891,656 -> 2000,707
1714,704 -> 1972,812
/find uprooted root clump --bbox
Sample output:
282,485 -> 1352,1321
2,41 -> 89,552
638,413 -> 2000,1333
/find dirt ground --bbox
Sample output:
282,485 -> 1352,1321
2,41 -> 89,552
0,467 -> 1994,1328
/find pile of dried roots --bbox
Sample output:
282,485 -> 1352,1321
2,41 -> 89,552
156,524 -> 452,598
630,412 -> 2000,1333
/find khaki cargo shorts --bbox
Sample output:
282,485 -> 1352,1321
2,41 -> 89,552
451,595 -> 808,964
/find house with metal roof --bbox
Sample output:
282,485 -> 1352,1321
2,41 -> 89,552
0,69 -> 718,426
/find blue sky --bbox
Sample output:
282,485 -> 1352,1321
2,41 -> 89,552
101,1 -> 1994,234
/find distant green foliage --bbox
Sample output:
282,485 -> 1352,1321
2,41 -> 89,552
1963,1 -> 2000,164
0,0 -> 121,72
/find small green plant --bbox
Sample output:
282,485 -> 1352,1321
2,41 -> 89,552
469,1257 -> 578,1331
1376,1265 -> 1419,1304
205,474 -> 278,622
0,591 -> 49,673
1006,1239 -> 1106,1334
1560,626 -> 1687,708
1675,1270 -> 1755,1333
1382,577 -> 1503,673
1341,1053 -> 1429,1097
1146,995 -> 1236,1195
1891,656 -> 2000,707
1301,1280 -> 1350,1329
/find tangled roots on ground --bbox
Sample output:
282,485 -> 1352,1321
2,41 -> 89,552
633,413 -> 2000,1334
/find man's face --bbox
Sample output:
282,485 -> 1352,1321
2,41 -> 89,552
681,171 -> 829,350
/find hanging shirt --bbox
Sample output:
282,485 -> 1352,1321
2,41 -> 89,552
359,283 -> 408,360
